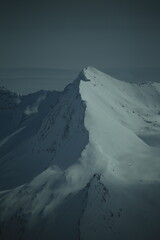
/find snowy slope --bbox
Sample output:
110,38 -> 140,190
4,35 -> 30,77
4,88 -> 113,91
0,88 -> 60,189
0,67 -> 160,240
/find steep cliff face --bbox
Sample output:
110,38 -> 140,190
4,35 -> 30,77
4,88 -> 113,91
0,67 -> 160,240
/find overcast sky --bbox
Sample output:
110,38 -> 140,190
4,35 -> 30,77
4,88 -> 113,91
0,0 -> 160,71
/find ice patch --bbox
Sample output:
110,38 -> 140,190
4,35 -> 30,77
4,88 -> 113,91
24,93 -> 46,115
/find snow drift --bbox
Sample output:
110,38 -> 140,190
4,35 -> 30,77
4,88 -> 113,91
0,67 -> 160,240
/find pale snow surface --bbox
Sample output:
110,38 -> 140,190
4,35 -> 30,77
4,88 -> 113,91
0,67 -> 160,240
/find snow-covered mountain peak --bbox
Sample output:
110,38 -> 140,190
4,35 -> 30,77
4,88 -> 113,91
78,66 -> 102,82
0,68 -> 160,240
79,66 -> 117,83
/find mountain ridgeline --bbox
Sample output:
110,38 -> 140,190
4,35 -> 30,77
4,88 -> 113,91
0,67 -> 160,240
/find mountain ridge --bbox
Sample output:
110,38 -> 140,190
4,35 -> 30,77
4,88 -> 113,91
0,67 -> 160,239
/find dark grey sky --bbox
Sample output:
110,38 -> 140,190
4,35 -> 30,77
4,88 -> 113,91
0,0 -> 160,71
